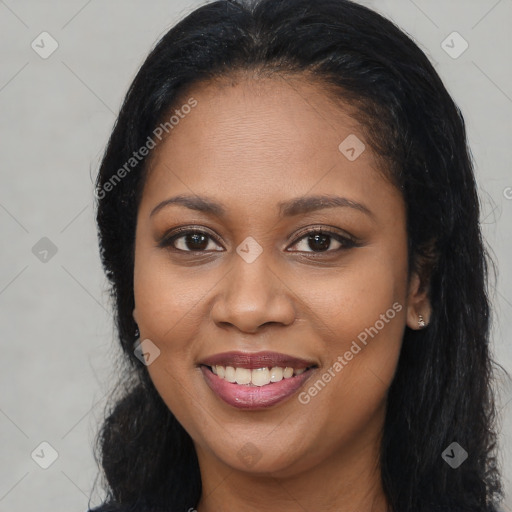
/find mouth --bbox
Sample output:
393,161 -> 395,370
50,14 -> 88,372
203,364 -> 315,385
198,351 -> 318,409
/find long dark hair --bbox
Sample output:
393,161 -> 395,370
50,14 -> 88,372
92,0 -> 504,510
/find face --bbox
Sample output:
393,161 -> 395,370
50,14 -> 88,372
133,75 -> 429,479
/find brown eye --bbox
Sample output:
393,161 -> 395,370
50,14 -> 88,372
288,228 -> 357,253
159,229 -> 224,252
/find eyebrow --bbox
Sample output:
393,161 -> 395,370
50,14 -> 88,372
149,193 -> 374,219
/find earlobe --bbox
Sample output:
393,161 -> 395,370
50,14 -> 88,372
133,308 -> 138,324
406,272 -> 432,330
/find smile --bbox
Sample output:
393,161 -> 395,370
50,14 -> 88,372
198,351 -> 318,409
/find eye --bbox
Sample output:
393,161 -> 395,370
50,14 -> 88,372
158,228 -> 224,252
287,227 -> 357,253
158,226 -> 358,254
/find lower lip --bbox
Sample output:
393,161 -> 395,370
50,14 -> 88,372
200,365 -> 315,409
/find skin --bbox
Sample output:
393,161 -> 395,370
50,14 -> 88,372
132,73 -> 431,512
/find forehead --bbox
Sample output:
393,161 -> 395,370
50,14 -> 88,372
154,74 -> 363,161
141,75 -> 400,219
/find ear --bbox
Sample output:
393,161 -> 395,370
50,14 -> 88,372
406,271 -> 432,330
133,308 -> 138,324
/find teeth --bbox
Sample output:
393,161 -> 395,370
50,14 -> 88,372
225,366 -> 236,383
270,366 -> 283,382
235,367 -> 251,385
210,365 -> 309,386
252,367 -> 270,386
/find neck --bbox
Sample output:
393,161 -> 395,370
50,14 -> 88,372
195,430 -> 389,512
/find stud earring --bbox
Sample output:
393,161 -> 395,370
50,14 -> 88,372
418,314 -> 426,328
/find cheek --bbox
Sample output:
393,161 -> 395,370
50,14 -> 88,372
133,247 -> 213,438
133,234 -> 217,342
288,275 -> 406,461
291,246 -> 408,345
293,248 -> 408,410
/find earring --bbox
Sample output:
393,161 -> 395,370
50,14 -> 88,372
418,314 -> 426,328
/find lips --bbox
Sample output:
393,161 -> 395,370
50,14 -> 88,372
198,351 -> 318,409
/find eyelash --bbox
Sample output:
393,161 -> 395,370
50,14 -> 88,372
157,225 -> 359,254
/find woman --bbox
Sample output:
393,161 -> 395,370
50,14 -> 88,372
91,0 -> 504,510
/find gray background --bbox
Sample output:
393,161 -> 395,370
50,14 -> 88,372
0,0 -> 511,510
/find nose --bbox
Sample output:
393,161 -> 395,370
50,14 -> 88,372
210,254 -> 296,334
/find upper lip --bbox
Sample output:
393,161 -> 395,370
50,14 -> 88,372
199,351 -> 317,370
